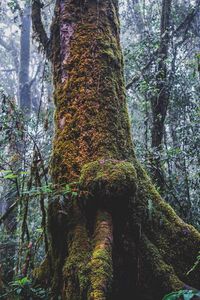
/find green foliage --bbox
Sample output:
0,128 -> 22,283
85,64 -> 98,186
162,290 -> 200,300
186,252 -> 200,276
0,277 -> 49,299
22,184 -> 53,196
7,1 -> 20,13
21,182 -> 78,198
0,170 -> 18,179
63,183 -> 78,198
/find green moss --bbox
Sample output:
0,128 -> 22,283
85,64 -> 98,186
142,235 -> 183,291
139,234 -> 184,300
89,247 -> 113,300
89,211 -> 113,300
63,223 -> 91,299
80,159 -> 137,201
133,159 -> 200,288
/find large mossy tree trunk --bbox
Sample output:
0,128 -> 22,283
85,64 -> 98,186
42,1 -> 200,299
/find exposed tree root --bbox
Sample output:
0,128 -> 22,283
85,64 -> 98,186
90,211 -> 113,300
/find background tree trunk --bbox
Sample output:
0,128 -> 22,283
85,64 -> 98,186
19,1 -> 31,114
150,0 -> 172,192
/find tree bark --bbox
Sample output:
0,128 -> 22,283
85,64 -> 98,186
32,1 -> 200,299
150,0 -> 172,192
19,1 -> 31,114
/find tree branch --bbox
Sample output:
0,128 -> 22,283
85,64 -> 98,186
0,69 -> 16,72
0,198 -> 19,226
32,0 -> 50,57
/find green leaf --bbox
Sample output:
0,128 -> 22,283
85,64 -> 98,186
162,291 -> 180,300
183,291 -> 195,300
162,290 -> 200,300
4,173 -> 17,179
72,191 -> 78,197
20,171 -> 28,175
18,276 -> 30,285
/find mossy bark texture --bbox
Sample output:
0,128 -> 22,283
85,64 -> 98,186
47,1 -> 200,299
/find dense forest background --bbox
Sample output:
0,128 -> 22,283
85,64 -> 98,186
0,0 -> 199,299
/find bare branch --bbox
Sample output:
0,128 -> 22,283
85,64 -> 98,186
0,198 -> 19,226
32,0 -> 50,57
0,69 -> 16,72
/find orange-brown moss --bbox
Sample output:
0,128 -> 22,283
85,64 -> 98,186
50,1 -> 135,186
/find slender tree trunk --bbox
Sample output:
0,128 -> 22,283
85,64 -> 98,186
32,1 -> 200,299
19,1 -> 31,114
150,0 -> 172,192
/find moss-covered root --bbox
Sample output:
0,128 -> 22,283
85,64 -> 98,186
63,221 -> 91,300
134,160 -> 200,288
89,211 -> 113,300
140,234 -> 184,298
32,257 -> 49,285
80,159 -> 137,211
